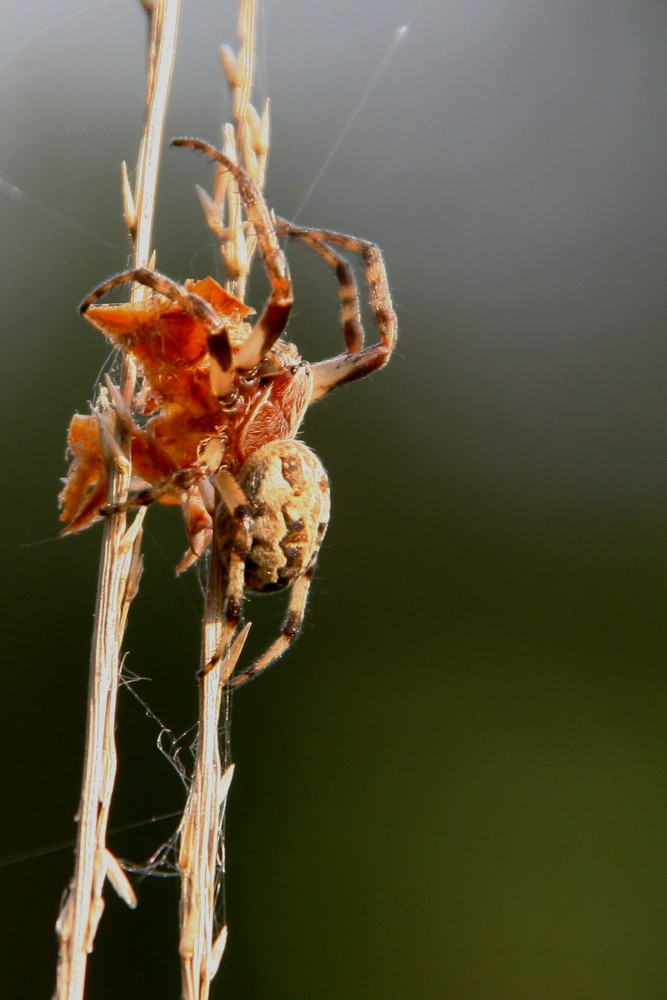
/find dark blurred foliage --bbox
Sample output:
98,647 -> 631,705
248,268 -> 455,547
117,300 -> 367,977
2,2 -> 667,998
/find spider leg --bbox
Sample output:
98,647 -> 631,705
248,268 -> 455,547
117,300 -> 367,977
100,465 -> 208,515
80,265 -> 241,397
201,542 -> 248,675
175,486 -> 214,575
226,564 -> 316,690
280,227 -> 397,401
199,469 -> 254,675
101,428 -> 229,516
275,218 -> 364,353
172,138 -> 293,370
81,267 -> 228,350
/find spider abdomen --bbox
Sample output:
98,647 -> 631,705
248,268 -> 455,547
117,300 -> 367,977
218,439 -> 330,594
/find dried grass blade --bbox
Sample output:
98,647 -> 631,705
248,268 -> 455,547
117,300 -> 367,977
53,3 -> 181,998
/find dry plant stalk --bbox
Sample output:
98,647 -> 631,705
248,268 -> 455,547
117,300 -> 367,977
54,2 -> 181,998
56,0 -> 396,994
177,2 -> 267,995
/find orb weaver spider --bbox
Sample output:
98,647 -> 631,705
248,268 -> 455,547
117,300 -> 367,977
60,138 -> 397,687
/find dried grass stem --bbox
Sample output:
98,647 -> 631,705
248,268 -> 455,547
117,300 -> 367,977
53,4 -> 180,999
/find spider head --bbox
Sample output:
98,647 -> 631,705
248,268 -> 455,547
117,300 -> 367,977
223,339 -> 314,467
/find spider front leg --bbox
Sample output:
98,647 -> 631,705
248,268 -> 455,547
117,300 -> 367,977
275,218 -> 365,354
80,267 -> 229,338
79,266 -> 236,377
277,224 -> 398,401
172,138 -> 294,372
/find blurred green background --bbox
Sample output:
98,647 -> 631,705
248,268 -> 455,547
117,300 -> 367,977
2,1 -> 667,997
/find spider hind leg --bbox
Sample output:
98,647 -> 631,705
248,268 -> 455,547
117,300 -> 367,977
226,562 -> 316,689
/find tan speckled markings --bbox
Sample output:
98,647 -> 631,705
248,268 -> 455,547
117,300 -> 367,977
211,440 -> 330,687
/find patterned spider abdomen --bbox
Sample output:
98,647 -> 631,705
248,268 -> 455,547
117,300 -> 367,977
218,439 -> 330,594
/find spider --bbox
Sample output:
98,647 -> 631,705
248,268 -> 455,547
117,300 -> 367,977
60,138 -> 397,687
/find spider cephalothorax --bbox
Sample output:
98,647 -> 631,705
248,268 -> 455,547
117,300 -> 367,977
60,138 -> 397,686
